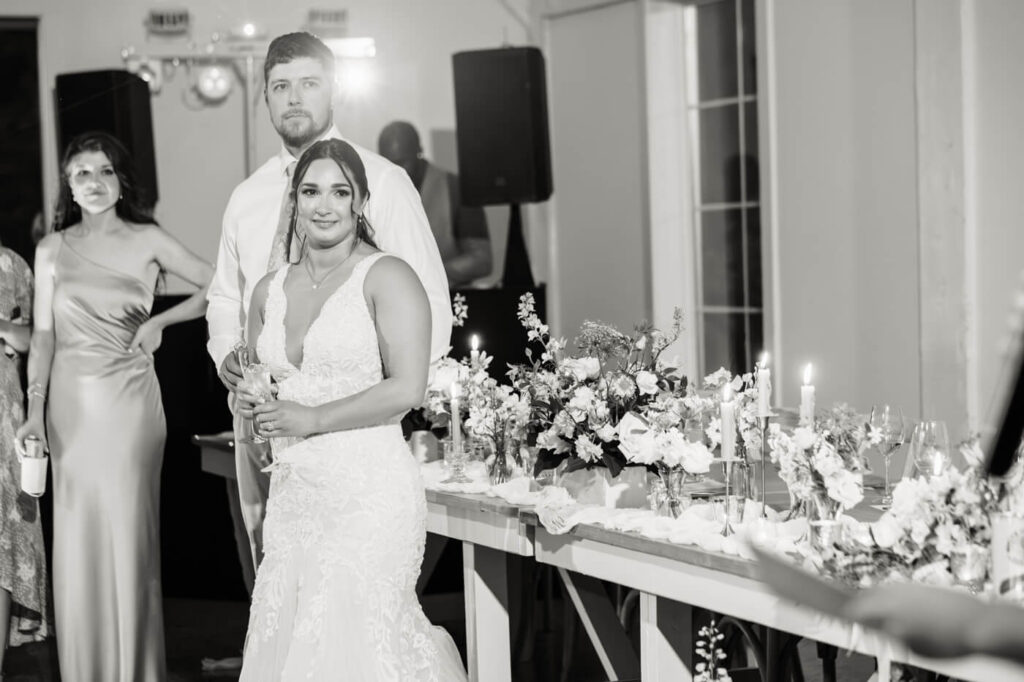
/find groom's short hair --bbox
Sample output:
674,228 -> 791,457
264,32 -> 335,84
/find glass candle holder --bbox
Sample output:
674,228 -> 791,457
950,544 -> 989,594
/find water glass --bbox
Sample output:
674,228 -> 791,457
870,404 -> 905,508
910,420 -> 950,478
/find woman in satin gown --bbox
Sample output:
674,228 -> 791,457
237,139 -> 465,681
15,132 -> 213,682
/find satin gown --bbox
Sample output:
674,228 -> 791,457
240,253 -> 466,681
48,236 -> 166,681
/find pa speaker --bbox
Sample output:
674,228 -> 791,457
55,70 -> 158,206
453,47 -> 553,206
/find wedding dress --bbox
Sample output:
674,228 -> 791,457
239,253 -> 466,681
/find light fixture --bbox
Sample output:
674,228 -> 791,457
195,64 -> 233,103
123,52 -> 164,94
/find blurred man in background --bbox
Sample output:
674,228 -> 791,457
378,121 -> 492,287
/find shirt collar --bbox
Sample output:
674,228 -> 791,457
276,125 -> 343,175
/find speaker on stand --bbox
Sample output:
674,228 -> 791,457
453,47 -> 553,288
54,69 -> 159,206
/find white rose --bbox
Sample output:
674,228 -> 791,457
595,423 -> 617,442
578,356 -> 601,379
430,363 -> 461,394
537,428 -> 570,454
792,426 -> 817,451
679,439 -> 713,475
871,514 -> 901,548
560,358 -> 590,382
636,371 -> 659,396
617,413 -> 658,464
827,470 -> 863,509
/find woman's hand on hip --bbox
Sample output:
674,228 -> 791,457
128,319 -> 164,359
252,400 -> 319,438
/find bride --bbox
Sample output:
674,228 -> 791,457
237,139 -> 465,681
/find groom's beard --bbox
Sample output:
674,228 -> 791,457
278,109 -> 332,150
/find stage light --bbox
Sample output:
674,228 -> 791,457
195,64 -> 233,103
323,37 -> 376,59
242,22 -> 256,38
338,59 -> 376,99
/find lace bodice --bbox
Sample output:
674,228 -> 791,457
258,252 -> 385,404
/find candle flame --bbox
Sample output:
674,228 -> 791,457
722,384 -> 733,401
470,334 -> 479,351
759,351 -> 769,368
803,363 -> 813,385
450,382 -> 460,399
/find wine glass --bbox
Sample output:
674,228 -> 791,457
910,420 -> 950,478
240,362 -> 274,444
870,404 -> 905,508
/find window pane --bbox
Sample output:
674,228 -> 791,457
701,209 -> 744,307
743,101 -> 760,201
741,0 -> 757,95
746,207 -> 762,308
748,312 -> 764,369
703,312 -> 747,375
698,104 -> 741,204
696,0 -> 738,101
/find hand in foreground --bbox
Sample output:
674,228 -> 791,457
842,582 -> 991,660
14,416 -> 49,459
219,350 -> 244,392
128,319 -> 163,359
252,400 -> 319,438
236,381 -> 279,420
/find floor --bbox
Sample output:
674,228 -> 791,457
4,594 -> 878,682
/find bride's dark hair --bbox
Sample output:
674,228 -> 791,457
286,139 -> 378,263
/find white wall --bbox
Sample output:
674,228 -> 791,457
543,0 -> 651,340
8,0 -> 527,291
769,0 -> 921,416
969,0 -> 1024,432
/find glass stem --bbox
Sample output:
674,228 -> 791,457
883,454 -> 891,499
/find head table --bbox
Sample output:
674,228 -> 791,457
194,433 -> 1024,682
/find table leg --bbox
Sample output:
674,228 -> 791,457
640,593 -> 693,682
418,534 -> 449,596
463,542 -> 512,682
556,568 -> 640,680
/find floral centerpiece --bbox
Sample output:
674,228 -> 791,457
767,404 -> 878,519
509,293 -> 700,479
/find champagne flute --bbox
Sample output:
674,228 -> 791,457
911,420 -> 950,478
870,404 -> 905,508
241,362 -> 274,444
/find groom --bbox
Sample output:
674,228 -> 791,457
207,32 -> 452,582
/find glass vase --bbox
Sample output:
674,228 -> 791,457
656,463 -> 691,518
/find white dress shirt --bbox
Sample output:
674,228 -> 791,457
206,126 -> 453,370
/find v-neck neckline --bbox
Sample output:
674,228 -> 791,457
278,255 -> 372,371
